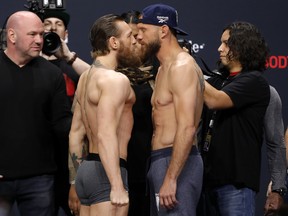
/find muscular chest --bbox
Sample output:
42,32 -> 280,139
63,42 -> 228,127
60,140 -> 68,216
151,70 -> 173,108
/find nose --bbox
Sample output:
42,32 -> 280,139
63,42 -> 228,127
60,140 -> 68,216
218,45 -> 223,52
45,24 -> 56,32
50,24 -> 57,32
132,35 -> 137,45
35,34 -> 43,44
136,30 -> 143,41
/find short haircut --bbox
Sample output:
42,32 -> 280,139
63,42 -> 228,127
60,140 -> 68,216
89,14 -> 124,58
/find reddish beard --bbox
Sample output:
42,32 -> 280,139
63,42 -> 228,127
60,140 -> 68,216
117,42 -> 142,68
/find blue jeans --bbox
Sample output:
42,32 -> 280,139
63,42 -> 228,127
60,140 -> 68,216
0,175 -> 55,216
198,184 -> 256,216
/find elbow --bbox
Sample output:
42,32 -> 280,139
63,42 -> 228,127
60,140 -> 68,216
204,93 -> 217,110
204,100 -> 217,110
185,125 -> 197,140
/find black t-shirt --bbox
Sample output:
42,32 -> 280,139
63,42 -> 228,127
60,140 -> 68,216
203,71 -> 270,192
127,82 -> 153,190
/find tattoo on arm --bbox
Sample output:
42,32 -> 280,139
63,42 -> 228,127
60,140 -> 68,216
71,153 -> 83,171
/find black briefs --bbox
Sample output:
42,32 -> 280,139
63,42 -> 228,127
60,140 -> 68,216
86,153 -> 127,169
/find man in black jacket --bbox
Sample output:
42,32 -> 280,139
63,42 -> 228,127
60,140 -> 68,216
0,11 -> 72,216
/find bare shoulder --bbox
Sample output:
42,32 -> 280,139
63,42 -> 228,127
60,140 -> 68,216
170,52 -> 204,91
172,52 -> 202,76
97,69 -> 130,89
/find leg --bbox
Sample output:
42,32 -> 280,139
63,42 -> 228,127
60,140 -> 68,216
80,205 -> 90,216
148,148 -> 203,216
214,184 -> 256,216
16,175 -> 55,216
0,198 -> 13,216
0,180 -> 17,216
147,158 -> 167,216
175,153 -> 203,216
197,188 -> 220,216
116,204 -> 129,216
90,201 -> 128,216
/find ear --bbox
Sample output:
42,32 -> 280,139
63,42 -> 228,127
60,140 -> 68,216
7,28 -> 16,44
108,36 -> 119,50
160,25 -> 169,38
64,30 -> 69,43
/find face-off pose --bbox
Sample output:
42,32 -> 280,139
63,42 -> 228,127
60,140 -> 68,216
137,4 -> 204,216
69,14 -> 141,216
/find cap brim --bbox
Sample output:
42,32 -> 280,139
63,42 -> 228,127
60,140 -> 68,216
173,27 -> 188,36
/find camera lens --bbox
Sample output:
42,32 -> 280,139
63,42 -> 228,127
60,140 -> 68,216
42,32 -> 61,56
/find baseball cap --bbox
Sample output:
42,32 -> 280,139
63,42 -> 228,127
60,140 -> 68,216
139,4 -> 188,36
41,10 -> 70,28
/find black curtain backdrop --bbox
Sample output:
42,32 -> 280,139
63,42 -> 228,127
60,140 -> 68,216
1,1 -> 287,215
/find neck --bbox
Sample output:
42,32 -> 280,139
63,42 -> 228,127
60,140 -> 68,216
4,49 -> 30,67
228,62 -> 242,74
94,56 -> 117,70
93,59 -> 106,68
157,39 -> 182,65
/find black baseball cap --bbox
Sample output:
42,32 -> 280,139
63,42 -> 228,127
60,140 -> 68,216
139,4 -> 188,36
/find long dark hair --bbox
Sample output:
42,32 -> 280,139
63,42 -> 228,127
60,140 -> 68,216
224,21 -> 270,72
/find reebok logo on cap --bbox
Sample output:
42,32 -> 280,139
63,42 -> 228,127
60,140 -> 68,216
139,3 -> 188,36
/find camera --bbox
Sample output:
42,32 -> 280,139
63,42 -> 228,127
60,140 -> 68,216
25,0 -> 66,12
178,39 -> 193,55
0,0 -> 66,52
42,32 -> 61,55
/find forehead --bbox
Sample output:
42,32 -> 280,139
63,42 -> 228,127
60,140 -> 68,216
221,30 -> 230,40
44,17 -> 64,24
117,20 -> 132,36
137,23 -> 158,32
137,23 -> 147,30
19,18 -> 44,32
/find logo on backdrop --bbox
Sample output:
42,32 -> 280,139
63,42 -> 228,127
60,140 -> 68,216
266,55 -> 288,69
191,42 -> 205,54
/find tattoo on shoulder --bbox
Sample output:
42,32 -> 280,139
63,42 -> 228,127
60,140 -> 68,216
196,67 -> 205,91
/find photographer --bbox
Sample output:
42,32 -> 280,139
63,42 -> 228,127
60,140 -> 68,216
41,10 -> 79,104
40,9 -> 82,216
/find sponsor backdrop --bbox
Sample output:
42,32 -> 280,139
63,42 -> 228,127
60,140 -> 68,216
1,0 -> 287,215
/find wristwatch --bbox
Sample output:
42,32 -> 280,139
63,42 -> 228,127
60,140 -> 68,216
272,188 -> 287,197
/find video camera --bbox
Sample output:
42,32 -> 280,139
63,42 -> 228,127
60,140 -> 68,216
25,0 -> 66,55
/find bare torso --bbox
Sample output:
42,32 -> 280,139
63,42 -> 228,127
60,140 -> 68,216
76,65 -> 135,160
151,51 -> 204,150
